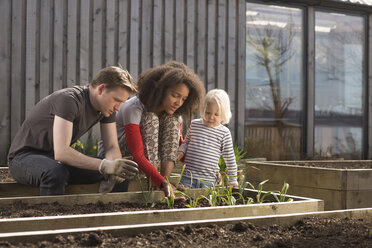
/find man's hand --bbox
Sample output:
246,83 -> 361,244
99,175 -> 127,194
99,158 -> 139,179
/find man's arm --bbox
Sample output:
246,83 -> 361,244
100,122 -> 122,160
53,115 -> 101,170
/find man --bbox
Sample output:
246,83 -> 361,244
7,66 -> 139,195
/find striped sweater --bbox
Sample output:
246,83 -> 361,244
179,118 -> 238,184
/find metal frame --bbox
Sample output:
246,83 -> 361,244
246,0 -> 371,159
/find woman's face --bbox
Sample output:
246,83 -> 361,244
159,83 -> 189,115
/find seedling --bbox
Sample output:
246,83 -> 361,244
272,182 -> 293,202
256,179 -> 272,203
137,174 -> 154,206
221,185 -> 237,205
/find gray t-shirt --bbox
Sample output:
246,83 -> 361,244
8,86 -> 115,160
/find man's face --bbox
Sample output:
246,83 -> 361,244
97,85 -> 130,117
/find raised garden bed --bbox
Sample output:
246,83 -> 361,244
243,160 -> 372,210
0,167 -> 180,197
0,188 -> 323,234
1,208 -> 371,247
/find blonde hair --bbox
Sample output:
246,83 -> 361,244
202,89 -> 232,124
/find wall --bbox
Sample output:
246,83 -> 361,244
0,0 -> 246,164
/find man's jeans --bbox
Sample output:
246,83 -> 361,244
9,150 -> 129,195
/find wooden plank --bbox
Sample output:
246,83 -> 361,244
66,0 -> 78,87
25,0 -> 38,117
236,0 -> 246,147
0,0 -> 11,164
4,207 -> 372,245
11,0 -> 26,139
53,0 -> 65,91
0,192 -> 321,234
141,0 -> 152,71
345,169 -> 372,190
197,0 -> 207,86
130,0 -> 140,79
164,0 -> 174,63
0,174 -> 180,198
346,190 -> 372,209
186,0 -> 195,70
247,180 -> 344,210
92,0 -> 104,75
175,0 -> 185,62
118,0 -> 129,70
227,0 -> 236,138
244,161 -> 345,190
39,0 -> 52,98
217,0 -> 226,90
153,0 -> 162,67
207,0 -> 217,91
106,0 -> 117,66
80,0 -> 91,85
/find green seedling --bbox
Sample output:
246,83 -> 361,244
137,174 -> 154,206
256,179 -> 272,203
221,185 -> 237,205
272,182 -> 293,202
202,186 -> 221,207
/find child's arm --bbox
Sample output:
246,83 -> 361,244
221,130 -> 238,187
177,122 -> 192,162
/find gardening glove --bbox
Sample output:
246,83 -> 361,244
99,175 -> 127,194
99,158 -> 139,179
99,175 -> 116,194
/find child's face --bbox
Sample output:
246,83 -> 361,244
203,100 -> 222,128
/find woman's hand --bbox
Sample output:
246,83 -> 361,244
176,151 -> 184,161
160,180 -> 172,197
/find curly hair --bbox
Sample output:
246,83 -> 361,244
137,61 -> 205,121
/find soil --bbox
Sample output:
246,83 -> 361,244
0,199 -> 214,219
0,217 -> 371,247
271,161 -> 372,169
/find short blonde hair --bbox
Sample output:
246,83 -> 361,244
202,89 -> 232,124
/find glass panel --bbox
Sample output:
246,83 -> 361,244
245,3 -> 303,160
315,11 -> 364,159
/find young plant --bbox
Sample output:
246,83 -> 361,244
256,179 -> 272,203
202,186 -> 221,207
137,174 -> 154,206
221,185 -> 237,206
272,182 -> 293,202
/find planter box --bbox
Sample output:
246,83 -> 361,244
0,189 -> 323,234
243,160 -> 372,210
0,166 -> 180,197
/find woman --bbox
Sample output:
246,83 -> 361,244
105,61 -> 205,196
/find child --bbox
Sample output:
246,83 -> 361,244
177,89 -> 238,188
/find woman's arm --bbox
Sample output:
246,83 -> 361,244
124,124 -> 165,188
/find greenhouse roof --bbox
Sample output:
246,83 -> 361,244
340,0 -> 372,5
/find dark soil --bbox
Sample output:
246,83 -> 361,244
272,161 -> 372,169
0,199 -> 212,219
0,217 -> 371,247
